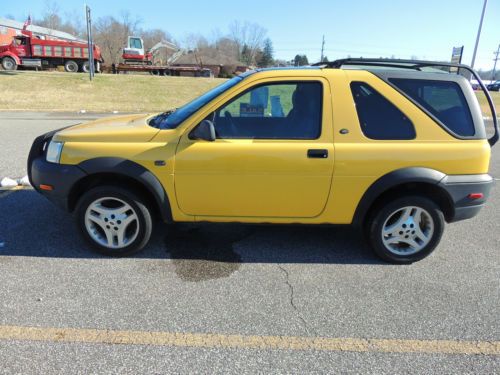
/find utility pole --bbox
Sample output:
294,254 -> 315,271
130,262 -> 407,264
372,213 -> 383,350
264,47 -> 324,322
471,0 -> 488,69
320,35 -> 325,63
492,44 -> 500,81
85,4 -> 95,81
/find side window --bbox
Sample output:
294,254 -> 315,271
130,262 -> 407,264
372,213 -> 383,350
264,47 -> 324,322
389,79 -> 475,137
351,82 -> 416,140
213,82 -> 322,140
130,38 -> 143,49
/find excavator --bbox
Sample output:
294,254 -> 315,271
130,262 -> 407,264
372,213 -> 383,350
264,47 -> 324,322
122,36 -> 183,65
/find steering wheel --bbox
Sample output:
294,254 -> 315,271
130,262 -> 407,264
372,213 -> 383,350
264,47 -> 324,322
224,111 -> 238,136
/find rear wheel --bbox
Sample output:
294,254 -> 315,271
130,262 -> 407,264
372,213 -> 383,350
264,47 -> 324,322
366,196 -> 444,264
64,60 -> 79,73
81,61 -> 90,73
2,57 -> 17,71
75,186 -> 153,257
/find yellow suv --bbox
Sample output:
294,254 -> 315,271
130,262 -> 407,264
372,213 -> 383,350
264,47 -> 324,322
28,59 -> 498,263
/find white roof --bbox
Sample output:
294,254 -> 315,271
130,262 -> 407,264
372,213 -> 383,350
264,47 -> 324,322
0,17 -> 85,42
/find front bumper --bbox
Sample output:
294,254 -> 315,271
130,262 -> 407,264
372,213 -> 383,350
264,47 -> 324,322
27,130 -> 86,212
29,157 -> 86,211
439,174 -> 494,223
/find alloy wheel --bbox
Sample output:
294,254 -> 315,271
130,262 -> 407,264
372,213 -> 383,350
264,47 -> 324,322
84,197 -> 140,249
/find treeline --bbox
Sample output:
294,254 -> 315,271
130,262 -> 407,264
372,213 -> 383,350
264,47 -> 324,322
14,1 -> 278,67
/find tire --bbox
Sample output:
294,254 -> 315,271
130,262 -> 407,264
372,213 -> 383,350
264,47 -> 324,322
81,61 -> 90,73
64,60 -> 79,73
2,56 -> 17,71
366,196 -> 444,264
75,186 -> 153,257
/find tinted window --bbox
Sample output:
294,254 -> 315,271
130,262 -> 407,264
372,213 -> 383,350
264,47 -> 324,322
351,82 -> 416,140
389,78 -> 475,137
213,82 -> 322,139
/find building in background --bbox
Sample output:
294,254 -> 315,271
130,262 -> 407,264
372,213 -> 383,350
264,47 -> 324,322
0,17 -> 83,45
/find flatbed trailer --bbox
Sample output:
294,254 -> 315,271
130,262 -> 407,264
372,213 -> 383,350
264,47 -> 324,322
112,63 -> 213,77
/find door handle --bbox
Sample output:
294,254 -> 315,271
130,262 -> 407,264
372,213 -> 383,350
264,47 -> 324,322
307,149 -> 328,159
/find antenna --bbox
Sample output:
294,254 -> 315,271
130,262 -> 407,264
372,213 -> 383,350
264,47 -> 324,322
320,35 -> 325,62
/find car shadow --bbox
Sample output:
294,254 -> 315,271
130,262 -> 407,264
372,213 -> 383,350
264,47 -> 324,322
0,190 -> 386,266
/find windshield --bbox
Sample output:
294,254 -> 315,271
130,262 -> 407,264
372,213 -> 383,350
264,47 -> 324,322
155,76 -> 244,129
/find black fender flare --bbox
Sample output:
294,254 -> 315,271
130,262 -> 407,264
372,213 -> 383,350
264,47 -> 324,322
77,157 -> 172,222
351,167 -> 449,227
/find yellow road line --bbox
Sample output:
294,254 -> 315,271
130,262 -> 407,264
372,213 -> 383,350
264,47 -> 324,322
0,325 -> 498,355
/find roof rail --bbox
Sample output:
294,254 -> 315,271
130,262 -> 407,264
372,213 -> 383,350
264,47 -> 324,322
312,58 -> 498,147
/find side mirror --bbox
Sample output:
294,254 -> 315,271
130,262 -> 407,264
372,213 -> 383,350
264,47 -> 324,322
190,120 -> 216,141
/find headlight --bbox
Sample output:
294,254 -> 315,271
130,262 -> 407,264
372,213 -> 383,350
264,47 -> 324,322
46,141 -> 64,163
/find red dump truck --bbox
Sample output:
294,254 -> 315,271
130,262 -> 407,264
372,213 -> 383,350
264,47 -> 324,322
0,29 -> 103,73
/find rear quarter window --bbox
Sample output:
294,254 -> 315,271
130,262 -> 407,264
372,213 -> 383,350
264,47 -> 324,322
389,79 -> 475,137
350,82 -> 416,140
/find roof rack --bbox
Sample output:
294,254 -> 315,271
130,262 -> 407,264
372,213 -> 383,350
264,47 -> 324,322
311,58 -> 472,71
312,58 -> 498,147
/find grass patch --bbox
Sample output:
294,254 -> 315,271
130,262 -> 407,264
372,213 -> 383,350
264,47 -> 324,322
0,71 -> 225,112
0,70 -> 498,115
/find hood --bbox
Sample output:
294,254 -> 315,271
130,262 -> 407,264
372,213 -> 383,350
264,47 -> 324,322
53,114 -> 160,143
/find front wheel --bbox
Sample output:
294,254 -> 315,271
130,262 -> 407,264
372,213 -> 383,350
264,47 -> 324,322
366,196 -> 444,264
2,56 -> 17,71
75,186 -> 153,256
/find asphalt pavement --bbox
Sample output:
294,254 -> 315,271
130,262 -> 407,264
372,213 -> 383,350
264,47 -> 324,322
0,112 -> 499,374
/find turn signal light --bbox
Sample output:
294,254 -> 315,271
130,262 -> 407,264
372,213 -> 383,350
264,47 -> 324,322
468,193 -> 484,200
39,184 -> 54,191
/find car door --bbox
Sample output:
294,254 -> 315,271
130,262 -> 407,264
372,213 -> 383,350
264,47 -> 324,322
174,77 -> 334,219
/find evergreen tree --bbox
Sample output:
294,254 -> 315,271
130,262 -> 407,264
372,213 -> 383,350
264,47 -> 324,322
258,38 -> 274,67
294,54 -> 309,66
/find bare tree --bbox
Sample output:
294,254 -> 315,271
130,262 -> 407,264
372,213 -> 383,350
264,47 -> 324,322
36,1 -> 82,37
228,20 -> 267,65
40,0 -> 61,30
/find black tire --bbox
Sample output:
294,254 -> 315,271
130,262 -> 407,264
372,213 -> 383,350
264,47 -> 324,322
366,196 -> 444,264
64,60 -> 79,73
2,56 -> 17,71
75,186 -> 153,257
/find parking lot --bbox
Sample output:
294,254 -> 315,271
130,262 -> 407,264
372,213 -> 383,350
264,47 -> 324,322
0,112 -> 499,373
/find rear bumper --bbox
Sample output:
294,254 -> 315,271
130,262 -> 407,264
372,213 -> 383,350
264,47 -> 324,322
439,174 -> 494,223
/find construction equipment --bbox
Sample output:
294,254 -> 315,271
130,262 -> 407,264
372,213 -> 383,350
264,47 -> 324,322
116,35 -> 212,77
122,36 -> 178,65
